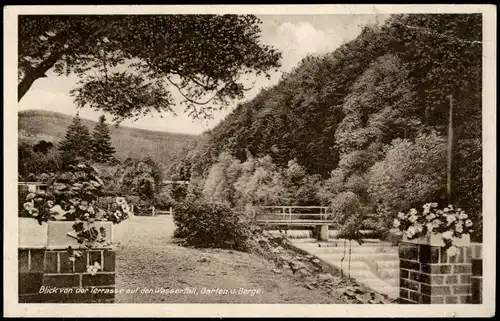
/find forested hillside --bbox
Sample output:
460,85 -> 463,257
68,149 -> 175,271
168,14 -> 482,236
19,110 -> 198,172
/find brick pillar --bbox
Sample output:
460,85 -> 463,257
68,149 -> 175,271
399,241 -> 472,304
19,248 -> 116,303
470,243 -> 482,304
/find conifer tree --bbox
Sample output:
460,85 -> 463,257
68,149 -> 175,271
58,113 -> 93,163
91,115 -> 116,163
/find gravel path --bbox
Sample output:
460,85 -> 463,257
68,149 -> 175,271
112,216 -> 344,303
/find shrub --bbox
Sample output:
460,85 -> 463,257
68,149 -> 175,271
173,201 -> 251,252
329,192 -> 365,243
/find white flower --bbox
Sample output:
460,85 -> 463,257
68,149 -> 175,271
23,201 -> 35,213
121,204 -> 130,214
86,262 -> 101,275
430,203 -> 438,208
465,219 -> 473,227
443,207 -> 450,213
409,214 -> 418,223
407,226 -> 416,238
426,213 -> 436,221
447,246 -> 458,257
410,208 -> 418,215
426,223 -> 434,233
442,230 -> 453,240
446,214 -> 456,225
393,219 -> 401,228
455,224 -> 463,234
116,197 -> 126,205
432,219 -> 441,228
459,212 -> 468,219
397,212 -> 405,219
423,207 -> 430,215
448,204 -> 454,210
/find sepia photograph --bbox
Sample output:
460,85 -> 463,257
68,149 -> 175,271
3,4 -> 496,318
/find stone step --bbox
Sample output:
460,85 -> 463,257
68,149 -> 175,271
300,246 -> 397,254
376,261 -> 400,269
378,268 -> 400,280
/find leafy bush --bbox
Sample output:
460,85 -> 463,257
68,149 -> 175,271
329,192 -> 365,243
173,201 -> 251,251
367,131 -> 447,230
154,194 -> 177,210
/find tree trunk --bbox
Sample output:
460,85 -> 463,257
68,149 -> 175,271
18,50 -> 64,102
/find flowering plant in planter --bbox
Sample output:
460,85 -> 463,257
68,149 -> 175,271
393,203 -> 474,256
19,161 -> 130,268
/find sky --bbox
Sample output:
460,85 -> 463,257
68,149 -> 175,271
18,14 -> 388,135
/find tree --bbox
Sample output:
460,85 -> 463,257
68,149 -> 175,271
18,15 -> 282,122
91,115 -> 115,163
367,131 -> 448,230
58,114 -> 93,162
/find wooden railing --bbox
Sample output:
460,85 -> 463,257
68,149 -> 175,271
253,206 -> 333,226
151,206 -> 174,216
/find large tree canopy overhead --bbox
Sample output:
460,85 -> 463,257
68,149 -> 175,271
18,15 -> 282,122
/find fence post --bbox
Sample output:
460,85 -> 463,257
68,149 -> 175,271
169,206 -> 173,216
152,206 -> 155,216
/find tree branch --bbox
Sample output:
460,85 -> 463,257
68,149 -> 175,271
166,76 -> 221,106
18,49 -> 65,101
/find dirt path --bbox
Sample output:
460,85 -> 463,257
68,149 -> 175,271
113,216 -> 343,303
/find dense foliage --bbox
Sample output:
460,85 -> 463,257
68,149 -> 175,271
170,14 -> 482,236
173,201 -> 251,251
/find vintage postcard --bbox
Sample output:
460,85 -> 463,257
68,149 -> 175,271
3,4 -> 496,318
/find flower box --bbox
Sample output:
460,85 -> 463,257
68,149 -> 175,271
402,233 -> 470,247
19,218 -> 113,249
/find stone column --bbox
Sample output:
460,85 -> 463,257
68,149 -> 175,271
319,224 -> 329,241
398,239 -> 472,304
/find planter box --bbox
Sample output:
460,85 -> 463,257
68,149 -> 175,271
18,218 -> 117,303
19,218 -> 113,249
402,233 -> 470,248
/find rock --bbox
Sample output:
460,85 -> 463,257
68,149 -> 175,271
197,258 -> 209,263
355,293 -> 372,303
289,260 -> 308,273
272,268 -> 282,274
305,283 -> 316,290
344,288 -> 356,297
306,255 -> 314,260
318,273 -> 334,282
295,268 -> 312,278
311,258 -> 321,265
280,254 -> 293,262
373,292 -> 385,302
